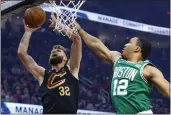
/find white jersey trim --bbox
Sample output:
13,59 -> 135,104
113,56 -> 122,69
137,109 -> 153,114
140,63 -> 149,83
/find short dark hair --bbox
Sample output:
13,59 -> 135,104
53,45 -> 67,54
136,38 -> 151,59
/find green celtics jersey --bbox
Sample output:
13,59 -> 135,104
111,56 -> 153,114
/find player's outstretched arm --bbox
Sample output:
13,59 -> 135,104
49,14 -> 82,79
76,22 -> 121,65
18,20 -> 45,84
67,35 -> 82,79
144,65 -> 170,98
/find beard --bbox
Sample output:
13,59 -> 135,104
49,56 -> 63,65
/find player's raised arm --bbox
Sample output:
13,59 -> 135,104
75,22 -> 121,65
49,14 -> 82,79
144,65 -> 170,98
67,34 -> 82,79
18,20 -> 45,84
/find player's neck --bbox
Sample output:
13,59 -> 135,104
52,62 -> 65,72
127,55 -> 144,62
127,58 -> 143,62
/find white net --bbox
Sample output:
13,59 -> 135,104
50,0 -> 85,38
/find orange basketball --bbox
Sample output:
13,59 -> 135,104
24,6 -> 46,28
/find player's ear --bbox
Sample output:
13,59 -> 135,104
63,56 -> 67,61
134,46 -> 141,53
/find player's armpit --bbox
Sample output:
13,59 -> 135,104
67,35 -> 82,79
144,65 -> 170,98
18,53 -> 45,84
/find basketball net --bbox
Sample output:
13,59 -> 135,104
50,0 -> 86,38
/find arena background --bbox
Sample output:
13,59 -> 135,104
1,0 -> 170,114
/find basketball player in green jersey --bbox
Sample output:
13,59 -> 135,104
74,22 -> 170,114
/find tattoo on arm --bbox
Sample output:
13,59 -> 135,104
20,34 -> 29,45
18,32 -> 32,54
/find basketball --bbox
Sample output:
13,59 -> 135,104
24,6 -> 46,28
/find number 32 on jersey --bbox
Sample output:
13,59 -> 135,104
113,79 -> 128,96
59,86 -> 70,96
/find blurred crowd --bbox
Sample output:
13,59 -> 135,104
1,14 -> 170,114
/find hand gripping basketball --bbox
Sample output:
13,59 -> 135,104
23,19 -> 41,33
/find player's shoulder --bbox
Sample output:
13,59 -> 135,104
44,69 -> 52,74
110,51 -> 121,63
65,65 -> 79,80
144,64 -> 157,72
110,51 -> 121,55
143,65 -> 159,79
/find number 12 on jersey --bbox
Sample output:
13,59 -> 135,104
113,79 -> 128,96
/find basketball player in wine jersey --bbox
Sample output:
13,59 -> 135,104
18,18 -> 82,114
73,22 -> 170,114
